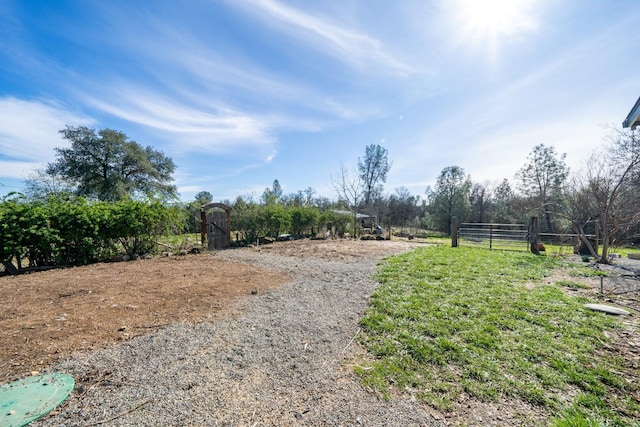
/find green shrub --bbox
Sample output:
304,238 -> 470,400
1,194 -> 181,270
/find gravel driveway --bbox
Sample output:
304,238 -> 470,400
36,243 -> 443,426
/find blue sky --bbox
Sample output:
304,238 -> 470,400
1,0 -> 639,202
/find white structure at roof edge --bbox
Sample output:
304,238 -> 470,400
623,96 -> 640,129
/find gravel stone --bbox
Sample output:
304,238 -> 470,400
36,245 -> 444,426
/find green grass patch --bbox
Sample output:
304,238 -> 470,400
603,246 -> 640,258
566,265 -> 608,278
417,236 -> 450,246
358,246 -> 638,424
541,243 -> 579,256
555,280 -> 591,290
157,233 -> 202,249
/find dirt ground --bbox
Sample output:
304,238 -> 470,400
0,250 -> 291,383
0,238 -> 424,384
2,238 -> 638,426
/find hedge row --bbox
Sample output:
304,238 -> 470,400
0,194 -> 181,271
231,203 -> 352,243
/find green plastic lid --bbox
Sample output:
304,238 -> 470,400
0,373 -> 74,427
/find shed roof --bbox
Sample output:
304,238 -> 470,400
623,96 -> 640,129
332,210 -> 374,219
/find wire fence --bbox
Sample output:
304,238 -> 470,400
454,220 -> 640,310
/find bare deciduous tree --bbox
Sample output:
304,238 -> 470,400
563,128 -> 640,263
469,181 -> 493,223
332,163 -> 364,237
25,168 -> 76,200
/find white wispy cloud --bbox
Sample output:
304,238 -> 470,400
0,160 -> 42,180
388,18 -> 637,193
74,4 -> 373,123
79,73 -> 339,157
52,2 -> 411,154
0,97 -> 94,177
229,0 -> 414,75
81,87 -> 274,153
105,17 -> 379,123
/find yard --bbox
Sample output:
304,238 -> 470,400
1,238 -> 638,426
3,238 -> 407,383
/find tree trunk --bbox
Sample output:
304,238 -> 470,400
529,216 -> 540,255
353,211 -> 357,239
575,224 -> 599,259
598,213 -> 611,264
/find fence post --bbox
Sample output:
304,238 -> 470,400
489,224 -> 493,250
529,216 -> 540,255
200,209 -> 207,245
451,216 -> 458,247
594,220 -> 600,256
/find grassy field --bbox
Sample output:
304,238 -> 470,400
157,232 -> 202,249
541,243 -> 640,259
357,246 -> 639,426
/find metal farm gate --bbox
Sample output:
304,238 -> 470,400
456,222 -> 530,251
200,203 -> 232,250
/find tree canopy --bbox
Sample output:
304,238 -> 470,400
262,179 -> 283,204
358,144 -> 391,209
516,144 -> 569,231
45,126 -> 177,201
427,166 -> 472,235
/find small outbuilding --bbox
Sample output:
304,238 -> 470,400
333,210 -> 377,230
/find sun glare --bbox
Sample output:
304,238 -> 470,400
461,0 -> 536,36
449,0 -> 538,61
